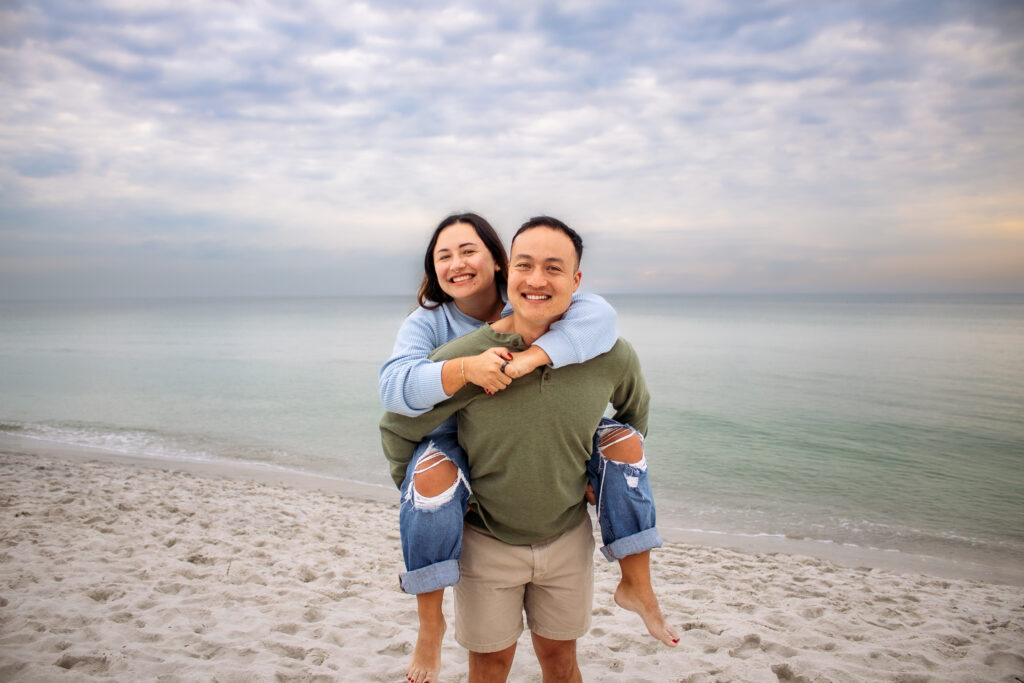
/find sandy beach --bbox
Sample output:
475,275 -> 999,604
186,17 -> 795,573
1,442 -> 1022,682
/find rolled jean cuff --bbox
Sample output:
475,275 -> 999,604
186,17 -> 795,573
399,558 -> 461,595
599,527 -> 663,562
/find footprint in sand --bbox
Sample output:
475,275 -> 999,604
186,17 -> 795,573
983,650 -> 1024,669
55,653 -> 109,675
728,633 -> 762,658
771,662 -> 813,682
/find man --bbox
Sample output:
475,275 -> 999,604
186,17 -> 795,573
381,217 -> 652,681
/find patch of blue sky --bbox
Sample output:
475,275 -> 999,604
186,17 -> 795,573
10,150 -> 79,179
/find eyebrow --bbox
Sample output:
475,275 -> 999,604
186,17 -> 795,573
436,241 -> 480,253
513,253 -> 566,265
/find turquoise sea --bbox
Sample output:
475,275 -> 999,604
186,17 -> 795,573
1,294 -> 1022,580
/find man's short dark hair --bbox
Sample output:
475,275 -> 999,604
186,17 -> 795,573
511,216 -> 583,269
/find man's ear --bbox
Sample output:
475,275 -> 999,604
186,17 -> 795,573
572,270 -> 582,293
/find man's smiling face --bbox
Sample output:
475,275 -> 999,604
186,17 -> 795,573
506,225 -> 581,328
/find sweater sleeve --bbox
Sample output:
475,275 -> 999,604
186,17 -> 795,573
380,333 -> 486,488
532,292 -> 618,368
380,398 -> 465,489
609,340 -> 650,436
378,309 -> 453,417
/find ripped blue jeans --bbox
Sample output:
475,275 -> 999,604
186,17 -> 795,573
397,417 -> 662,594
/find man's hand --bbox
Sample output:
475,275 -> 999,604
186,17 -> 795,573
584,483 -> 596,505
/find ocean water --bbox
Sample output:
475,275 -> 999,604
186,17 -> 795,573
1,294 -> 1022,576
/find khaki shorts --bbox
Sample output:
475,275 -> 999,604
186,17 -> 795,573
454,513 -> 595,653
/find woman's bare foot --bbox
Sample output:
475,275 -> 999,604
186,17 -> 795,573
407,613 -> 445,683
615,552 -> 679,647
407,590 -> 446,683
614,579 -> 679,647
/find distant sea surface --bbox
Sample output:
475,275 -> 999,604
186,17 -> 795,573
2,294 -> 1022,578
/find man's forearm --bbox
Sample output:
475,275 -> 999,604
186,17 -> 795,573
611,344 -> 650,435
379,391 -> 468,487
380,418 -> 422,488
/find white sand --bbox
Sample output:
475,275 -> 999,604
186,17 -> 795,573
1,445 -> 1022,682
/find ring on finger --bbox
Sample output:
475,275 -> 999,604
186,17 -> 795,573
500,361 -> 508,375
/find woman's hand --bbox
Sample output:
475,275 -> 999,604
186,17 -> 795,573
462,347 -> 515,394
500,345 -> 551,380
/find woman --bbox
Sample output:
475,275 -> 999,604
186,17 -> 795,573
380,213 -> 677,683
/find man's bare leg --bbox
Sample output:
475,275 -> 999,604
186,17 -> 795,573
406,455 -> 459,683
599,429 -> 680,648
531,634 -> 582,683
468,643 -> 516,683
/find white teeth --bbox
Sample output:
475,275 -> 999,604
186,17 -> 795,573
451,274 -> 473,283
524,294 -> 550,301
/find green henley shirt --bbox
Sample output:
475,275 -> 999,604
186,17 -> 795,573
380,324 -> 650,546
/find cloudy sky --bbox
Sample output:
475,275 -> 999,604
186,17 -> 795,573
2,0 -> 1022,298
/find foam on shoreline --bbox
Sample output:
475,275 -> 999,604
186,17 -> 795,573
3,432 -> 1021,587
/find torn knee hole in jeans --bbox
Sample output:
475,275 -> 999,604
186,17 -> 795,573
611,460 -> 646,489
596,428 -> 647,474
405,445 -> 470,510
414,447 -> 448,472
411,478 -> 462,510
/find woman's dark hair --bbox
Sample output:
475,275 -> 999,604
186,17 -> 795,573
417,213 -> 509,309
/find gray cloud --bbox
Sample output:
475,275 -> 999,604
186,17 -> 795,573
1,0 -> 1022,298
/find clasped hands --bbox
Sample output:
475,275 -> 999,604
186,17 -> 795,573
463,346 -> 535,394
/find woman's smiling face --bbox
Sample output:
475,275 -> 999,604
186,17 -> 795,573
432,221 -> 500,303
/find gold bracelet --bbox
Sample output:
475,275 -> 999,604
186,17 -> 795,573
461,358 -> 466,385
